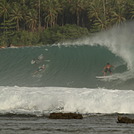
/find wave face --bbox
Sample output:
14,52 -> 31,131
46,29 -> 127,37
0,21 -> 134,115
0,45 -> 128,89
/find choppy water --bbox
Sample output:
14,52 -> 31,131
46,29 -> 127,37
0,114 -> 134,134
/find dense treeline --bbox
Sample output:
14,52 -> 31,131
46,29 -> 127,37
0,0 -> 134,46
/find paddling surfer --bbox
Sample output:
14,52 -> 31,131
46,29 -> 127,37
34,64 -> 45,74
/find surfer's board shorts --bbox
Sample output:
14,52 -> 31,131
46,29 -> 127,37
104,68 -> 112,73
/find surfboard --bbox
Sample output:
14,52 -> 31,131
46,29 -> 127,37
38,54 -> 44,60
31,60 -> 36,64
31,54 -> 44,64
96,75 -> 112,79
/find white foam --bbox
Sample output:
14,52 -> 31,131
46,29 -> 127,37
0,86 -> 134,115
97,71 -> 134,82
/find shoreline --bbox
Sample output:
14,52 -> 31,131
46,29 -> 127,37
0,45 -> 33,49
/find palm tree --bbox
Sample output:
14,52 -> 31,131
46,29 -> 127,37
0,0 -> 10,21
56,0 -> 67,26
130,10 -> 134,19
10,2 -> 23,31
111,1 -> 126,25
30,0 -> 44,30
87,0 -> 106,30
69,0 -> 88,26
20,0 -> 26,6
42,0 -> 62,28
25,9 -> 38,32
38,0 -> 41,29
0,0 -> 11,45
123,0 -> 134,20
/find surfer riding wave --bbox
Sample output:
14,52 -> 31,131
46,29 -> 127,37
103,63 -> 114,76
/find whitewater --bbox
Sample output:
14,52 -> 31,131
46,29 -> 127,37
0,21 -> 134,116
0,86 -> 134,115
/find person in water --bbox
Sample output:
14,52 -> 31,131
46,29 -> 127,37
34,64 -> 45,74
103,63 -> 114,76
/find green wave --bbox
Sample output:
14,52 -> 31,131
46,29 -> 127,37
0,45 -> 128,89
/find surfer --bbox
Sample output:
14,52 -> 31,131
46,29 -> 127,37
31,54 -> 44,64
34,64 -> 45,74
103,63 -> 114,76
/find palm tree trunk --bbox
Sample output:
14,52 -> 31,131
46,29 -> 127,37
38,0 -> 41,30
76,11 -> 79,25
102,0 -> 106,29
17,19 -> 19,31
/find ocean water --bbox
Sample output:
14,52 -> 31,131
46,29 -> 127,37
0,21 -> 134,134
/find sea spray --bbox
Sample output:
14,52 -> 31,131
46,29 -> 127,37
72,21 -> 134,70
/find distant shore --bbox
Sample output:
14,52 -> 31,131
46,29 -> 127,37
0,45 -> 33,49
0,24 -> 90,48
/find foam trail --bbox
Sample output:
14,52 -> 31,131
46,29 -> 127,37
0,86 -> 134,115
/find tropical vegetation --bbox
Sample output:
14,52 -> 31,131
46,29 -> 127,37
0,0 -> 134,47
